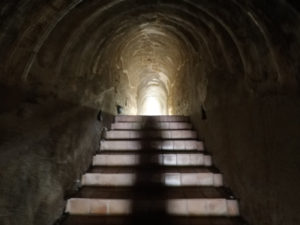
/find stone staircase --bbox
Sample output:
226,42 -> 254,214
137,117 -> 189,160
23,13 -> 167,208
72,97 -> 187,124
62,115 -> 246,225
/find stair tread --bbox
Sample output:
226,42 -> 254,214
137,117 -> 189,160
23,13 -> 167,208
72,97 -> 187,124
93,152 -> 212,167
109,129 -> 196,131
100,140 -> 202,143
104,140 -> 200,143
100,140 -> 204,151
89,166 -> 217,173
106,129 -> 197,132
99,149 -> 204,152
74,186 -> 228,199
105,130 -> 198,140
104,138 -> 199,140
96,150 -> 206,154
112,122 -> 191,124
62,215 -> 244,225
111,122 -> 193,130
115,115 -> 190,122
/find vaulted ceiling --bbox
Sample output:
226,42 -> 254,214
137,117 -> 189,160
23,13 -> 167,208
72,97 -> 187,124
0,0 -> 299,114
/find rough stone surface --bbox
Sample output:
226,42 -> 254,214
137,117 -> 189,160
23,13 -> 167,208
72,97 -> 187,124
0,85 -> 113,225
191,95 -> 300,225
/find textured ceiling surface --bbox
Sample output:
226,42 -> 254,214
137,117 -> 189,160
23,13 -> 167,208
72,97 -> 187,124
0,0 -> 299,114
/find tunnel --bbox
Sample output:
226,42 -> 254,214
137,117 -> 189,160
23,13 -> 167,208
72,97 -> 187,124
0,0 -> 300,225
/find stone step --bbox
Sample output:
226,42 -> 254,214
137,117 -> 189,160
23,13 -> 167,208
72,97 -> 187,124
93,153 -> 212,166
81,172 -> 223,187
74,186 -> 228,199
105,130 -> 197,140
98,150 -> 202,154
65,198 -> 239,216
111,122 -> 192,130
62,215 -> 245,225
89,166 -> 218,174
61,115 -> 244,225
100,140 -> 204,151
73,187 -> 238,204
115,115 -> 190,122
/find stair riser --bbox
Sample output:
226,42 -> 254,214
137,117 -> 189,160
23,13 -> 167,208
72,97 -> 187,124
93,154 -> 212,166
81,173 -> 223,187
100,140 -> 204,151
66,198 -> 239,216
105,130 -> 197,139
115,115 -> 189,122
111,123 -> 192,130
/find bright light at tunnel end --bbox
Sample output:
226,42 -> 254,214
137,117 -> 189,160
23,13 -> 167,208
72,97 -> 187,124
141,97 -> 163,115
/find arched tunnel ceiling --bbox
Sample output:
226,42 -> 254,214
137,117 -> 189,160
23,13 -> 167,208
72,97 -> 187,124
0,0 -> 299,114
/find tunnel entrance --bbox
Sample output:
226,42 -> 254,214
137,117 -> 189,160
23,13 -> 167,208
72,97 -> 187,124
105,23 -> 190,115
139,96 -> 164,115
137,76 -> 168,115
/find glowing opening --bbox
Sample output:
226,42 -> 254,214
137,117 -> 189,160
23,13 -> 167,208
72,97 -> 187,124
137,76 -> 168,115
142,96 -> 162,115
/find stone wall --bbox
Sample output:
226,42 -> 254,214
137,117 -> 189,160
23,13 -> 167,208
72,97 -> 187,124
191,93 -> 300,225
0,84 -> 113,225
